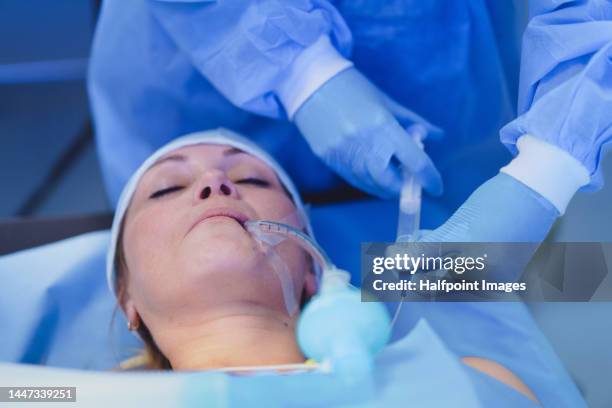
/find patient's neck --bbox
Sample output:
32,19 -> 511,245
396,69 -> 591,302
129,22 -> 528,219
157,302 -> 304,370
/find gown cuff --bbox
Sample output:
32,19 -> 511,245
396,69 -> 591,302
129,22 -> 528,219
500,134 -> 590,215
276,35 -> 353,119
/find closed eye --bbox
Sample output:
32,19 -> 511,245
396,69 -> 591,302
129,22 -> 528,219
235,178 -> 270,187
149,185 -> 184,199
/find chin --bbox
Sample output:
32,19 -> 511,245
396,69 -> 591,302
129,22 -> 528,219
181,227 -> 264,273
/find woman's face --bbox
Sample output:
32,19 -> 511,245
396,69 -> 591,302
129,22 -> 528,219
120,144 -> 316,335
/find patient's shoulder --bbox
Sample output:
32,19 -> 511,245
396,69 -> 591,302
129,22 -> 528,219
462,356 -> 539,404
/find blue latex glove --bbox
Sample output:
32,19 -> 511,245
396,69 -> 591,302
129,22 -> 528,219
500,0 -> 612,190
392,173 -> 560,284
417,173 -> 559,244
387,174 -> 587,407
294,68 -> 443,198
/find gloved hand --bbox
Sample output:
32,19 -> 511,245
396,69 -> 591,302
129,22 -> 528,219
391,173 -> 560,287
416,172 -> 559,244
294,68 -> 443,199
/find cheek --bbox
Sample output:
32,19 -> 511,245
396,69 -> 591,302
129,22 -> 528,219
247,190 -> 303,228
122,207 -> 182,303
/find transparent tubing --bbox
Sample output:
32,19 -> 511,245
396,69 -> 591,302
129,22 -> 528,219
396,125 -> 425,241
396,171 -> 422,240
213,220 -> 346,375
391,125 -> 425,330
244,220 -> 390,376
244,221 -> 300,316
247,220 -> 334,271
246,220 -> 353,288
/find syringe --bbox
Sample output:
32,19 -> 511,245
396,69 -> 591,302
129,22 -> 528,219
396,125 -> 425,241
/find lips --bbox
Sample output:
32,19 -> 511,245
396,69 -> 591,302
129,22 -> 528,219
187,207 -> 251,235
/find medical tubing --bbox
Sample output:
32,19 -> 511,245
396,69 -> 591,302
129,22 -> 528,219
246,220 -> 392,375
264,245 -> 300,316
396,125 -> 424,240
393,126 -> 425,331
245,220 -> 334,272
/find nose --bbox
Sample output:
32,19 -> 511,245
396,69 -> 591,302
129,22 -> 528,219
193,169 -> 238,202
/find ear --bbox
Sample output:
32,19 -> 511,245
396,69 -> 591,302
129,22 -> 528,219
123,295 -> 140,327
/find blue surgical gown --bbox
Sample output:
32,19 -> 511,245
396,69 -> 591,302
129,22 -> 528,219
88,0 -> 525,216
501,0 -> 612,190
90,0 -> 612,208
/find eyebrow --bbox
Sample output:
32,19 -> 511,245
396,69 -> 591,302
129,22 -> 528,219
223,147 -> 246,156
149,147 -> 247,171
149,154 -> 187,170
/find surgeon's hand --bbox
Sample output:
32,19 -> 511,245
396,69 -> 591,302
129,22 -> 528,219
390,173 -> 560,287
415,173 -> 559,244
294,68 -> 443,199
